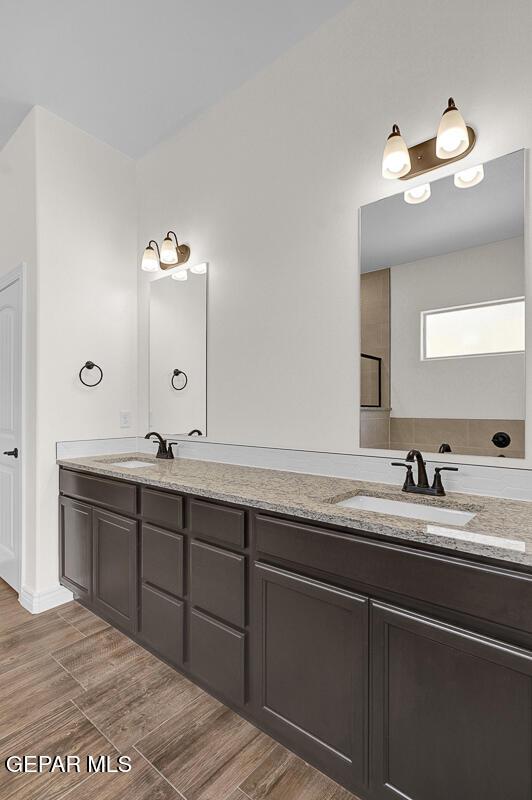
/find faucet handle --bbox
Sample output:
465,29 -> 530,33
432,465 -> 458,496
391,462 -> 415,491
168,442 -> 179,459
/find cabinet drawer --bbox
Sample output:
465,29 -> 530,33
140,584 -> 184,666
191,540 -> 245,627
189,609 -> 246,706
141,487 -> 184,531
60,469 -> 137,515
255,514 -> 532,634
190,499 -> 245,549
142,524 -> 184,598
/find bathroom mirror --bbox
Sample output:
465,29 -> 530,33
149,267 -> 207,437
360,149 -> 525,458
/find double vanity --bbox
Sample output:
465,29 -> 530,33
57,452 -> 532,800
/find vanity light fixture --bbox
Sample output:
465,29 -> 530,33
382,97 -> 476,181
382,125 -> 411,179
160,231 -> 191,267
404,183 -> 431,204
141,240 -> 161,272
454,163 -> 484,189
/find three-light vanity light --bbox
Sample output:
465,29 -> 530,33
382,97 -> 476,181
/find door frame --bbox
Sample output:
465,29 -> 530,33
0,262 -> 27,594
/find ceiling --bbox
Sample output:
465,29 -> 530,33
0,0 -> 352,158
361,150 -> 525,272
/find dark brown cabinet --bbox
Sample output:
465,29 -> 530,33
190,540 -> 245,628
59,467 -> 532,800
139,522 -> 185,664
254,563 -> 369,792
141,584 -> 184,666
371,602 -> 532,800
92,508 -> 138,634
59,496 -> 92,602
141,523 -> 184,598
189,608 -> 246,706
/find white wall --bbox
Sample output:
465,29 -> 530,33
390,237 -> 525,419
0,110 -> 38,592
31,108 -> 138,596
137,0 -> 532,455
149,272 -> 207,436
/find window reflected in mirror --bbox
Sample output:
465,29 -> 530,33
359,149 -> 525,458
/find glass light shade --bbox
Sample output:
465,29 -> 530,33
190,262 -> 208,275
382,127 -> 411,179
436,101 -> 469,159
171,269 -> 188,281
160,235 -> 178,265
141,245 -> 160,272
454,163 -> 484,189
404,183 -> 431,204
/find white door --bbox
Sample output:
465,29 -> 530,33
0,276 -> 22,591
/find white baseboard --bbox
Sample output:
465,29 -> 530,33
19,584 -> 74,614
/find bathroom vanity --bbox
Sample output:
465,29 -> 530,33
57,455 -> 532,800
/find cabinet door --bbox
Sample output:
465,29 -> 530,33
371,602 -> 532,800
254,563 -> 368,792
92,508 -> 138,633
59,497 -> 92,601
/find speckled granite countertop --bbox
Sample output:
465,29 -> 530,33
57,453 -> 532,569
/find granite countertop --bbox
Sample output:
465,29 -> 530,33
57,453 -> 532,569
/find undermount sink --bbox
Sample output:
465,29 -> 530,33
107,459 -> 154,468
336,495 -> 476,527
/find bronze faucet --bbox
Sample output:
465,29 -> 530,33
144,432 -> 179,460
392,449 -> 458,496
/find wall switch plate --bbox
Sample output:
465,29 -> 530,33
120,410 -> 132,428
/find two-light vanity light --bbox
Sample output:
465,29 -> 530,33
140,232 -> 207,280
141,231 -> 190,272
381,96 -> 483,205
382,97 -> 476,181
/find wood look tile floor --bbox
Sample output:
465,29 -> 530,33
0,579 -> 360,800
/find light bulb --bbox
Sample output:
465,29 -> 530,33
141,244 -> 160,272
190,262 -> 208,275
160,234 -> 178,265
436,98 -> 469,159
171,269 -> 188,281
382,125 -> 411,179
404,183 -> 431,204
454,163 -> 484,189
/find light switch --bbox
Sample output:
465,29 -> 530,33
120,410 -> 132,428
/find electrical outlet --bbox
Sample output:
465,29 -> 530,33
120,410 -> 132,429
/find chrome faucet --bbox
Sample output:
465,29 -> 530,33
392,449 -> 458,496
144,432 -> 179,460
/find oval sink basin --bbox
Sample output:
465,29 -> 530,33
336,495 -> 476,527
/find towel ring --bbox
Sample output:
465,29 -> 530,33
171,368 -> 188,390
79,361 -> 103,387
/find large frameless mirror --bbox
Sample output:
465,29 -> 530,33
149,267 -> 207,437
359,149 -> 525,459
